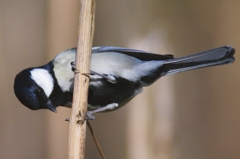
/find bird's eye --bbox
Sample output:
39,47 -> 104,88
37,89 -> 44,95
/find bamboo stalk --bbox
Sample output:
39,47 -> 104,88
68,0 -> 95,159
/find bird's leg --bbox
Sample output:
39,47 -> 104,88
86,103 -> 119,120
70,61 -> 117,83
65,103 -> 119,121
90,70 -> 117,84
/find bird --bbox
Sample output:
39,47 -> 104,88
14,46 -> 235,119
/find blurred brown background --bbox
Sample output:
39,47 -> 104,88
0,0 -> 240,159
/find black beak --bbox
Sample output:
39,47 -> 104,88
46,101 -> 57,113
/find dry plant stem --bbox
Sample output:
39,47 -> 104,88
87,121 -> 107,159
68,0 -> 95,159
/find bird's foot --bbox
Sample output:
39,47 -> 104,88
65,103 -> 119,121
86,103 -> 119,120
71,62 -> 117,83
90,70 -> 117,84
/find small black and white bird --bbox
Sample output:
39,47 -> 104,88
14,46 -> 235,119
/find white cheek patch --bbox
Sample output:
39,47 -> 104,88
30,69 -> 54,97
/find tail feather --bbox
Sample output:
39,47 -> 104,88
163,46 -> 235,76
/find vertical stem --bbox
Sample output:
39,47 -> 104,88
68,0 -> 95,159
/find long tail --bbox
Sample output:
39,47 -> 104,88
163,46 -> 235,76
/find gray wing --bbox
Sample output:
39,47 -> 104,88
92,46 -> 174,61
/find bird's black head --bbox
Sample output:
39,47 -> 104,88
14,67 -> 59,112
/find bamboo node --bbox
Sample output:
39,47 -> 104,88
76,111 -> 86,125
